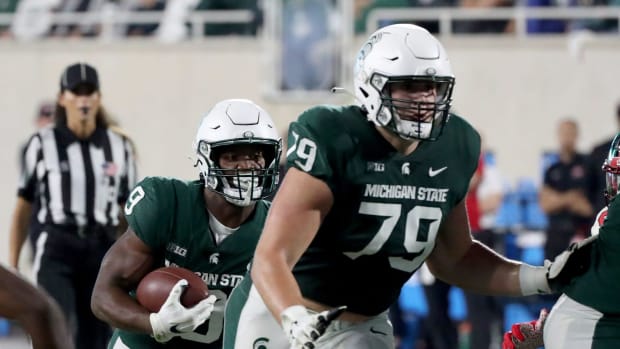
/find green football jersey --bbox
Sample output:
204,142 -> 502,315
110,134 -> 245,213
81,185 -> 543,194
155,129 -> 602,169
565,196 -> 620,314
287,105 -> 480,316
114,177 -> 269,349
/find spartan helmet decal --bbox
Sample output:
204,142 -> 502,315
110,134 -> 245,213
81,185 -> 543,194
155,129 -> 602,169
193,99 -> 282,207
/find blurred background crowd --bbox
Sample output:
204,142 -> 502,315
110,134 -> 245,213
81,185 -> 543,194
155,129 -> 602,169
0,0 -> 620,41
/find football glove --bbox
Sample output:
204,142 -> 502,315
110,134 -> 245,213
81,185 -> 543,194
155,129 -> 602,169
519,235 -> 597,295
149,279 -> 217,343
281,305 -> 347,349
502,309 -> 547,349
547,235 -> 597,291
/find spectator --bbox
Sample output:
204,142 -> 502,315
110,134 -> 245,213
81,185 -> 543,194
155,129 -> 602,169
540,118 -> 593,261
51,0 -> 108,38
125,0 -> 165,37
355,0 -> 455,35
0,0 -> 18,38
195,0 -> 261,36
11,0 -> 60,40
587,102 -> 620,213
156,0 -> 199,42
8,62 -> 137,349
568,0 -> 617,33
453,0 -> 515,34
524,0 -> 566,34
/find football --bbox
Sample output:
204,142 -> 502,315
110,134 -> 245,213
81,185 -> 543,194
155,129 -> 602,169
136,266 -> 209,312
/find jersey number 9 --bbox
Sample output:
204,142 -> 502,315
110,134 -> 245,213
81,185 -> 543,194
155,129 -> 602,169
287,131 -> 317,172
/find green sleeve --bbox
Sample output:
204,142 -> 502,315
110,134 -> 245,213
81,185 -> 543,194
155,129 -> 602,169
287,106 -> 346,192
124,177 -> 173,250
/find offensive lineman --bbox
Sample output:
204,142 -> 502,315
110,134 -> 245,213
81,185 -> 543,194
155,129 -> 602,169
224,24 -> 579,349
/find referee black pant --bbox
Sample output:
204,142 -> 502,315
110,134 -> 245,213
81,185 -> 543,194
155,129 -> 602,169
33,226 -> 115,349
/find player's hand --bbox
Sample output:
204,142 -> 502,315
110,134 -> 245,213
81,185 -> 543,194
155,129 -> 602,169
281,305 -> 347,349
502,309 -> 547,349
547,235 -> 597,291
149,279 -> 217,343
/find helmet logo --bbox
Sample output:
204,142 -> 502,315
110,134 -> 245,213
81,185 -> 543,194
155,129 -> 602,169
425,67 -> 437,76
243,131 -> 254,138
355,32 -> 384,75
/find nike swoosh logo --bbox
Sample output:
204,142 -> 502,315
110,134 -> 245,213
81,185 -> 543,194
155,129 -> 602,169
370,327 -> 387,336
428,166 -> 448,177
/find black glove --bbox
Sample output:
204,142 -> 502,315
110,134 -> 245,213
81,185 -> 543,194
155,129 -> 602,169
547,235 -> 597,291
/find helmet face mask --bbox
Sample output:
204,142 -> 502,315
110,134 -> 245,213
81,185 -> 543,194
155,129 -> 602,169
378,76 -> 454,140
603,134 -> 620,203
194,99 -> 282,207
354,24 -> 455,141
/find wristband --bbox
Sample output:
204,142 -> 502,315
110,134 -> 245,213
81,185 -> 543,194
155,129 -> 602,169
519,264 -> 550,296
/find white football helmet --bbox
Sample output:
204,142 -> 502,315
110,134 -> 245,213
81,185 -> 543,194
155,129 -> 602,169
194,99 -> 281,207
354,24 -> 454,141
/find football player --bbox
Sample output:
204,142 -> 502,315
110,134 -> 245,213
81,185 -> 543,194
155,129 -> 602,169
223,24 -> 578,349
0,265 -> 74,349
90,99 -> 281,349
503,133 -> 620,349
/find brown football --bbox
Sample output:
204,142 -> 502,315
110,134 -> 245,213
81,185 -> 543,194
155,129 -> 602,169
136,266 -> 209,312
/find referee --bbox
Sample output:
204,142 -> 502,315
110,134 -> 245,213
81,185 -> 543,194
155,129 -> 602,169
8,62 -> 137,349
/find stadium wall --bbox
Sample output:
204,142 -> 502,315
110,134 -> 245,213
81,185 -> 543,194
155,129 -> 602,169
0,36 -> 618,264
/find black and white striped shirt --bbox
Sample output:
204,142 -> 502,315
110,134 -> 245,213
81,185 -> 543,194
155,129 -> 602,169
18,124 -> 137,229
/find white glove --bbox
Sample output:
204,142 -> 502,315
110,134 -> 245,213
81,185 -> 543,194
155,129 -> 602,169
149,279 -> 217,343
281,305 -> 346,349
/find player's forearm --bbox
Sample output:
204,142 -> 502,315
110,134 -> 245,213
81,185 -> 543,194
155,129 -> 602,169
19,301 -> 74,349
432,241 -> 524,296
91,286 -> 152,333
251,253 -> 304,323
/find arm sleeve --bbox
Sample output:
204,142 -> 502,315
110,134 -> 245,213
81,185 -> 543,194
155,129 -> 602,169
124,177 -> 172,250
286,109 -> 342,192
17,134 -> 43,202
